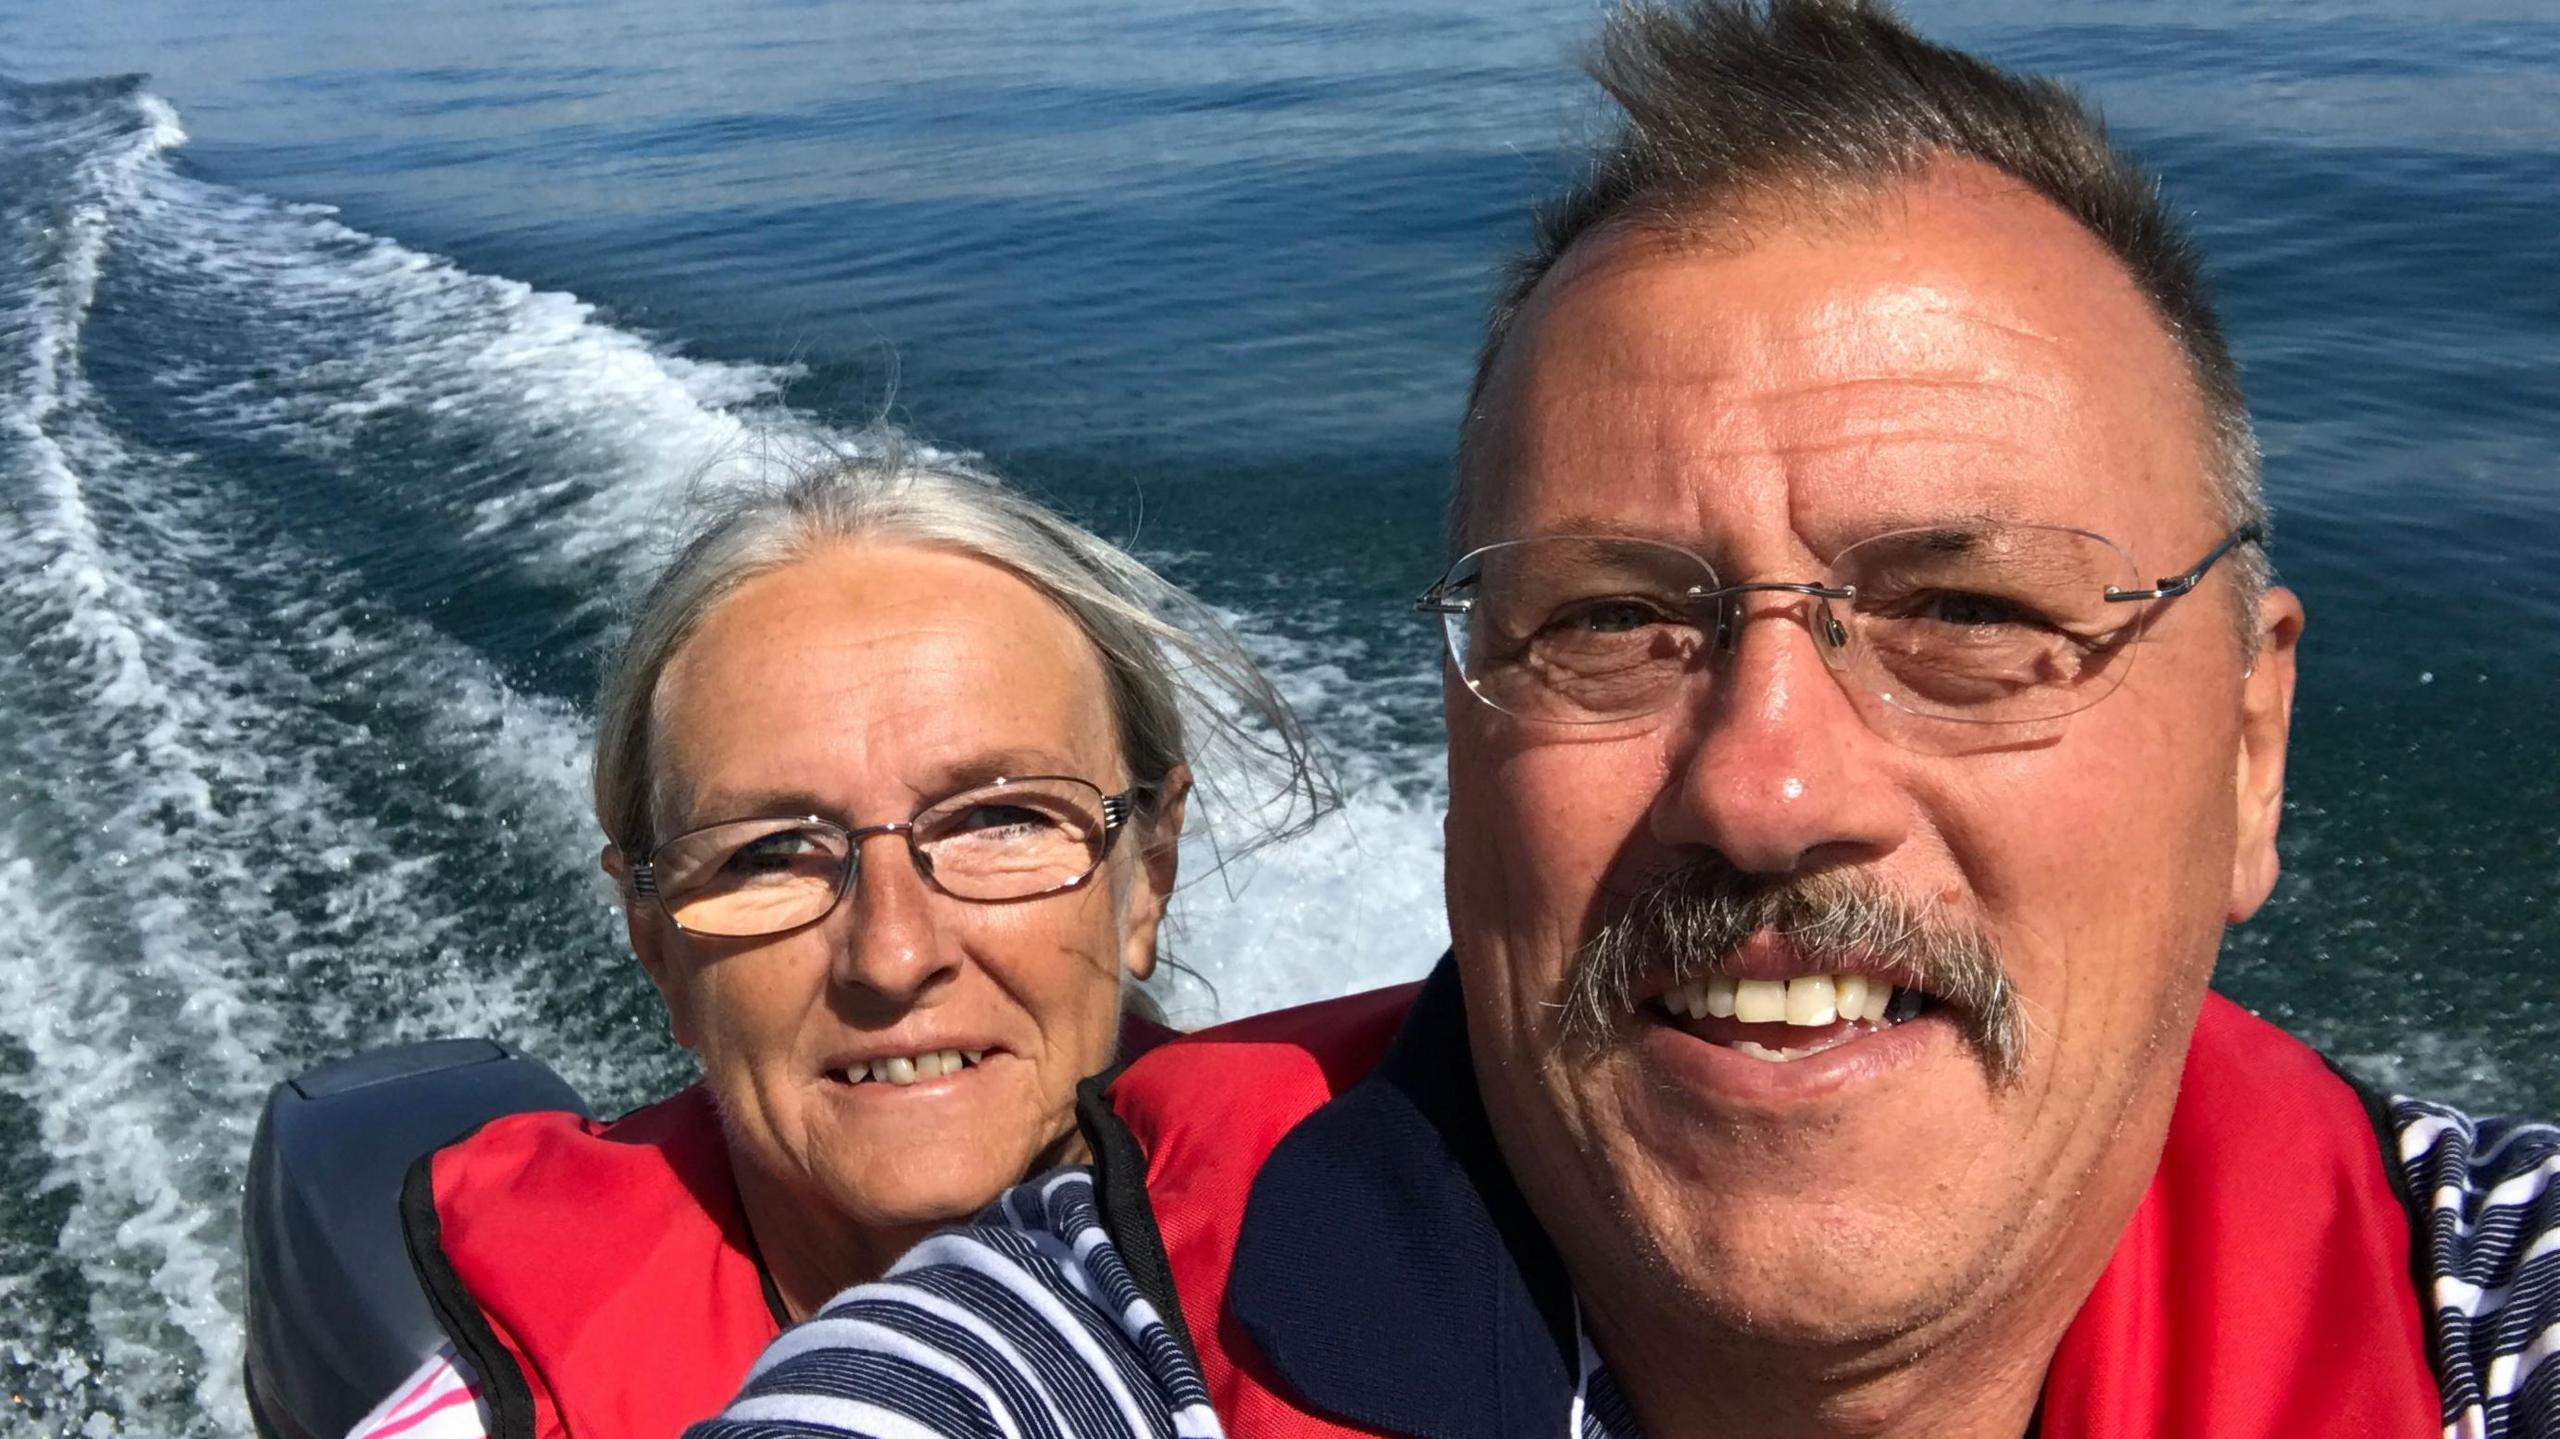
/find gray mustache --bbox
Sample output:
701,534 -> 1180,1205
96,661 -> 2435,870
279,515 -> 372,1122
1560,862 -> 2026,1085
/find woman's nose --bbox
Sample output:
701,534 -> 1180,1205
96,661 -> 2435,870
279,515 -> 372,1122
826,835 -> 958,1002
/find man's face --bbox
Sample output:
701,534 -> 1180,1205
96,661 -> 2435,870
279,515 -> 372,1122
1445,167 -> 2301,1356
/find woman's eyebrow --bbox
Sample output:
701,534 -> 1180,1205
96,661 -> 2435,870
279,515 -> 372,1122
678,787 -> 839,825
928,749 -> 1087,792
682,751 -> 1091,827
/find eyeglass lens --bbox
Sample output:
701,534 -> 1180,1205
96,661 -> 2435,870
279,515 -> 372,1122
1439,523 -> 2145,728
649,778 -> 1114,938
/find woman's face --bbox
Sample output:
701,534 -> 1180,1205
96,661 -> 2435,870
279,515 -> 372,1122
609,541 -> 1182,1275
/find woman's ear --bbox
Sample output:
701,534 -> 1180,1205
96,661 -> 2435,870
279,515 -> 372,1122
605,844 -> 699,1049
1119,765 -> 1192,983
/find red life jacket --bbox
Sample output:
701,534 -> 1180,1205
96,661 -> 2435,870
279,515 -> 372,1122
401,1085 -> 781,1439
1098,985 -> 2444,1438
405,1016 -> 1176,1439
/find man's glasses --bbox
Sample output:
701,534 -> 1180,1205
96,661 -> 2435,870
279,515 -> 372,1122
630,776 -> 1152,939
1417,521 -> 2263,732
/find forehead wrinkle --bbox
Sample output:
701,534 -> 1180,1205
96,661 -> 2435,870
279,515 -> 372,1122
1748,374 -> 2058,406
1773,283 -> 2073,351
1532,368 -> 2056,484
1521,427 -> 2039,503
1476,180 -> 2210,561
645,543 -> 1122,839
1750,307 -> 2078,424
1534,225 -> 2083,397
1578,269 -> 2076,369
1528,309 -> 2071,459
1758,431 -> 2038,460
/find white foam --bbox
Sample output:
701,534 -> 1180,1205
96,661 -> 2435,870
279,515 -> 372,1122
116,158 -> 833,587
2331,1029 -> 2517,1114
1155,775 -> 1448,1025
0,74 -> 1457,1439
1146,605 -> 1449,1022
0,841 -> 251,1436
0,82 -> 679,1436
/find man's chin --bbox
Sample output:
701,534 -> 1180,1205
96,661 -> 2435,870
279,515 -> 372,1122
1566,1020 -> 2025,1351
1630,1212 -> 2014,1356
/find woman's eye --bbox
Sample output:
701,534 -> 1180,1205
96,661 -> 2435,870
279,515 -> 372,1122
952,803 -> 1053,835
724,831 -> 822,873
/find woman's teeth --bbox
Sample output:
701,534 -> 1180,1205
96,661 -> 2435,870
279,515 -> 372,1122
1659,973 -> 1899,1027
836,1049 -> 987,1086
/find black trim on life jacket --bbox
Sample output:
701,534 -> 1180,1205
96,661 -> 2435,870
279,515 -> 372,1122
2319,1050 -> 2443,1389
1076,1067 -> 1202,1370
1227,959 -> 1582,1439
399,1137 -> 536,1439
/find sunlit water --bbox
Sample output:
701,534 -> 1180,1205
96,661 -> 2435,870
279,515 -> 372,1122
0,1 -> 2553,1433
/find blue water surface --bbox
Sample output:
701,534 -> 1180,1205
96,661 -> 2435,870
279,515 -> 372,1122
0,1 -> 2553,1433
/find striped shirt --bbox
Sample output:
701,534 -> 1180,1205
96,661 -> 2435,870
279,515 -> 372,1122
347,1346 -> 485,1439
693,1099 -> 2560,1439
2399,1101 -> 2560,1437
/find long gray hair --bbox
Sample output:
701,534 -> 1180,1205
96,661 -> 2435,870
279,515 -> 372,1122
593,433 -> 1334,872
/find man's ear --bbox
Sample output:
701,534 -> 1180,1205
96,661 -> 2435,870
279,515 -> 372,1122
2229,586 -> 2304,922
604,844 -> 699,1049
1119,766 -> 1192,983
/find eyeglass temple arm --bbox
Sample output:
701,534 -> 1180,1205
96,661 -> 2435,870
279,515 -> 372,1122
2103,524 -> 2266,604
1418,573 -> 1859,615
1099,783 -> 1163,844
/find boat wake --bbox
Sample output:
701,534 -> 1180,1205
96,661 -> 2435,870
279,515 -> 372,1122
0,73 -> 1445,1438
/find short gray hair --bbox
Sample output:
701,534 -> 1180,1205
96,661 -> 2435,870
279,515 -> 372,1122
593,432 -> 1333,861
1459,0 -> 2269,623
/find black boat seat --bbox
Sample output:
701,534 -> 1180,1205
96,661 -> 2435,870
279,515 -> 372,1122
242,1038 -> 588,1439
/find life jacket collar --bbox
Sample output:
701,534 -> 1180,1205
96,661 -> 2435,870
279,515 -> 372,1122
1171,954 -> 2442,1439
1230,960 -> 1578,1439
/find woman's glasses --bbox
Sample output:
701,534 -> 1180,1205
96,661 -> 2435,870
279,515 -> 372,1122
631,776 -> 1152,939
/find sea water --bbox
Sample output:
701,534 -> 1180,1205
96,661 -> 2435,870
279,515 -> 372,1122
0,1 -> 2553,1433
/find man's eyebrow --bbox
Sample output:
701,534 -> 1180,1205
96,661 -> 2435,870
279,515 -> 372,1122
1495,507 -> 2035,558
1514,513 -> 1664,541
1501,514 -> 1739,550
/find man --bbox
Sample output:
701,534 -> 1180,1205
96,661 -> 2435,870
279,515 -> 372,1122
692,4 -> 2559,1437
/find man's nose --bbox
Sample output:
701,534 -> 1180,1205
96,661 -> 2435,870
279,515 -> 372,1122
1650,596 -> 1908,875
827,835 -> 958,1002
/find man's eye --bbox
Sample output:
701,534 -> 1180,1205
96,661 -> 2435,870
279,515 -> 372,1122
1907,590 -> 2041,629
1544,597 -> 1680,635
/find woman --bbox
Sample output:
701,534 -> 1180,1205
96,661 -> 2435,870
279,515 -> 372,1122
349,437 -> 1326,1439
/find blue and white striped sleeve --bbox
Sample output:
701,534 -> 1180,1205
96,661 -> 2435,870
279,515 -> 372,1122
2395,1099 -> 2560,1438
688,1168 -> 1222,1439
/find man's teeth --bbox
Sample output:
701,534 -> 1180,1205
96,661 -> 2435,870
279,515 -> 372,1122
838,1049 -> 987,1086
1661,974 -> 1896,1026
1834,973 -> 1870,1020
1731,1040 -> 1827,1062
